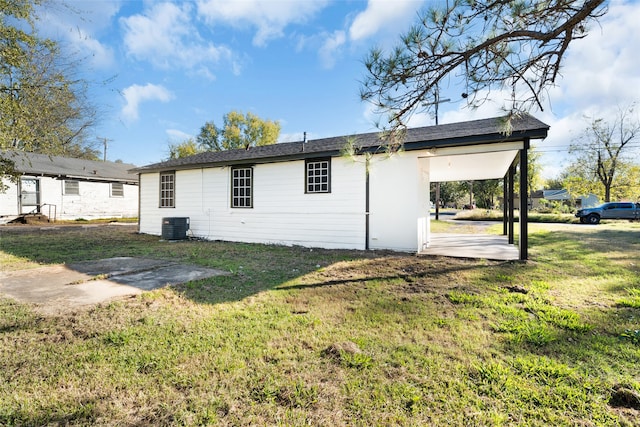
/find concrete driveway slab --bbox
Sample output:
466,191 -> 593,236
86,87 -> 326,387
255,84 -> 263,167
0,257 -> 228,314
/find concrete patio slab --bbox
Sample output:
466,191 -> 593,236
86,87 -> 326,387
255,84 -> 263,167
0,257 -> 228,314
67,257 -> 168,277
420,233 -> 519,261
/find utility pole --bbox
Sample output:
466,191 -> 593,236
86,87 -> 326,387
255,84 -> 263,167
433,91 -> 450,126
424,90 -> 451,220
98,137 -> 112,162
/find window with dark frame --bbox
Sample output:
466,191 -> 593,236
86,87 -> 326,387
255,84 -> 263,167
231,167 -> 253,208
64,180 -> 79,195
305,158 -> 331,193
160,171 -> 175,208
111,182 -> 124,197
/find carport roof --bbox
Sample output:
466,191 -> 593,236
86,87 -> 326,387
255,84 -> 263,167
132,114 -> 549,173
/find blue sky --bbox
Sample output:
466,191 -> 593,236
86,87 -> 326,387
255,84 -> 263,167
38,0 -> 640,179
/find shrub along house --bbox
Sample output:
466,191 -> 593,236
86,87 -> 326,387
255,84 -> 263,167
0,151 -> 139,222
132,115 -> 549,260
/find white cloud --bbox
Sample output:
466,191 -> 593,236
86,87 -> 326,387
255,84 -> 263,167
440,97 -> 509,124
318,30 -> 346,69
551,1 -> 640,116
166,129 -> 193,142
349,0 -> 423,42
535,112 -> 587,179
278,132 -> 305,143
535,1 -> 640,177
121,2 -> 233,74
73,29 -> 115,69
310,0 -> 422,68
121,83 -> 174,122
196,0 -> 329,47
35,2 -> 119,69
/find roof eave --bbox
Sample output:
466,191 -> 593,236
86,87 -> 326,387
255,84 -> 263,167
132,117 -> 549,174
132,150 -> 342,173
403,128 -> 548,151
134,129 -> 548,174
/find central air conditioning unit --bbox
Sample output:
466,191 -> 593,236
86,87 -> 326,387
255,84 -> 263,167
161,217 -> 190,240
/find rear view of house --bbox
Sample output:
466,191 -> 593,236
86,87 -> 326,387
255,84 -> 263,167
133,115 -> 549,258
0,151 -> 139,222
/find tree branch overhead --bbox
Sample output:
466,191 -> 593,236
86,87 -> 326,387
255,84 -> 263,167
360,0 -> 608,134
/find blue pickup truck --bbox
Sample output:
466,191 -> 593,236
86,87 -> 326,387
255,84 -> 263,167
575,202 -> 640,224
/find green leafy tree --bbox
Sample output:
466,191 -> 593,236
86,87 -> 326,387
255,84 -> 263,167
360,0 -> 606,133
544,176 -> 565,190
431,181 -> 466,207
614,164 -> 640,201
196,120 -> 220,151
561,168 -> 598,200
1,0 -> 98,181
567,105 -> 640,202
512,147 -> 543,205
168,138 -> 204,160
196,111 -> 280,152
526,149 -> 544,196
562,162 -> 640,203
473,180 -> 501,209
167,111 -> 281,159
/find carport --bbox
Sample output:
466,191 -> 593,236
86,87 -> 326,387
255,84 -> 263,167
409,116 -> 548,261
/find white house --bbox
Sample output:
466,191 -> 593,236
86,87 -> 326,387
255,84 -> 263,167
528,189 -> 600,209
133,115 -> 549,259
0,151 -> 139,221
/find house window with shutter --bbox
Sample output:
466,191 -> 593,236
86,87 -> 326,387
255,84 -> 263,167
231,167 -> 253,208
305,158 -> 331,193
160,171 -> 175,208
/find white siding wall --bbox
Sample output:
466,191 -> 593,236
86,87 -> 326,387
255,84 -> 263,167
139,157 -> 368,249
368,151 -> 430,252
139,172 -> 161,234
0,176 -> 138,220
0,177 -> 19,216
39,177 -> 63,217
57,180 -> 138,220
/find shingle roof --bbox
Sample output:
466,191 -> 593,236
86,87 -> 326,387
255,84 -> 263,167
2,151 -> 138,184
132,114 -> 549,173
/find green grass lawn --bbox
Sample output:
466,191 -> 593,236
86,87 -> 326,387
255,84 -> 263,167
0,223 -> 639,426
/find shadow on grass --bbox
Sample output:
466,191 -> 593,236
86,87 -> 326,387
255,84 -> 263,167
272,259 -> 508,292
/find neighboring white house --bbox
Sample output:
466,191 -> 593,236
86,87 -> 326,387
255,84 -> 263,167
133,115 -> 549,256
0,151 -> 139,221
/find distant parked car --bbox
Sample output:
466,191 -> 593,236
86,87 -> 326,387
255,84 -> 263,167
575,202 -> 640,224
